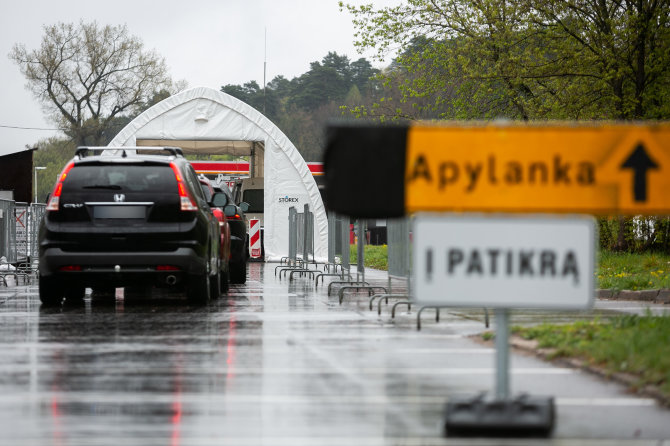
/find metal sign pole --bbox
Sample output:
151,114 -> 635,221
357,219 -> 365,283
495,308 -> 510,400
301,203 -> 309,268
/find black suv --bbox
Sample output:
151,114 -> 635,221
38,147 -> 225,305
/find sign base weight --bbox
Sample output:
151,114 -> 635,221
444,393 -> 555,437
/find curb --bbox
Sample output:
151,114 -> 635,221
596,288 -> 670,304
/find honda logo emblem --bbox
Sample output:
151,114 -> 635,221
113,194 -> 126,203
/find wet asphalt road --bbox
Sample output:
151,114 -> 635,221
0,263 -> 669,446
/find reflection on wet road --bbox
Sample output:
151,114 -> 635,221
0,263 -> 668,445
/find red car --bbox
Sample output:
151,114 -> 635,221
199,175 -> 231,292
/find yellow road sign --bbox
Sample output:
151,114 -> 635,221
405,123 -> 670,215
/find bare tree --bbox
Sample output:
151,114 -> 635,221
10,21 -> 186,145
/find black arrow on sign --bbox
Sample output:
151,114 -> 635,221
620,143 -> 659,202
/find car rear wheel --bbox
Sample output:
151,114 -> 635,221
220,267 -> 230,293
64,286 -> 86,301
187,272 -> 211,304
39,276 -> 64,305
209,270 -> 220,299
230,261 -> 246,284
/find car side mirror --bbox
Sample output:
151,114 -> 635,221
239,202 -> 249,213
223,204 -> 237,217
211,192 -> 228,207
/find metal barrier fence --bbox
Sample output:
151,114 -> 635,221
327,211 -> 336,264
277,204 -> 316,278
29,203 -> 46,262
287,206 -> 298,265
295,204 -> 314,263
0,199 -> 16,262
356,219 -> 366,282
338,213 -> 350,272
387,217 -> 411,292
281,208 -> 489,330
315,212 -> 351,285
0,200 -> 45,264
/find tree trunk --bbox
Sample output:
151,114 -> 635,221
634,0 -> 648,119
616,216 -> 627,251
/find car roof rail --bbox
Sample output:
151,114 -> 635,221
75,146 -> 184,159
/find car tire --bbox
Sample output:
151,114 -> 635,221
220,264 -> 230,293
230,261 -> 246,284
187,272 -> 211,304
209,270 -> 221,299
64,286 -> 86,301
39,276 -> 64,306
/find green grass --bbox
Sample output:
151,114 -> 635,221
349,245 -> 670,290
597,251 -> 670,291
512,314 -> 670,400
350,245 -> 388,270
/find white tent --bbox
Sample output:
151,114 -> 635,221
108,86 -> 327,262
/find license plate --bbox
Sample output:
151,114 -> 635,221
93,205 -> 146,219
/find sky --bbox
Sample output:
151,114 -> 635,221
0,0 -> 397,157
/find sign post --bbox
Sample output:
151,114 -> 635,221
405,124 -> 670,215
324,123 -> 670,217
495,309 -> 510,401
324,122 -> 668,437
413,214 -> 595,436
413,215 -> 595,309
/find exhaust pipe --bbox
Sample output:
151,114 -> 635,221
166,275 -> 177,285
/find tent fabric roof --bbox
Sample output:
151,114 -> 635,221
108,86 -> 328,262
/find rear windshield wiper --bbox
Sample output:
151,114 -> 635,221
82,184 -> 122,190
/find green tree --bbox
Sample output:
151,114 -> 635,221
219,52 -> 381,160
32,137 -> 77,202
266,75 -> 294,98
221,80 -> 281,122
341,0 -> 670,121
531,0 -> 670,120
350,57 -> 378,92
10,21 -> 185,146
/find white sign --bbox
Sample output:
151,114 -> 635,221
412,214 -> 595,309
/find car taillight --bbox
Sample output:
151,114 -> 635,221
170,163 -> 198,211
156,265 -> 180,271
46,162 -> 75,211
59,265 -> 82,271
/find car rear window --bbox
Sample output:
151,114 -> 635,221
63,165 -> 177,193
243,189 -> 264,213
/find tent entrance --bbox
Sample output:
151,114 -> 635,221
136,139 -> 265,178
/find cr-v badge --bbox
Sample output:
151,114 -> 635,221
114,194 -> 126,202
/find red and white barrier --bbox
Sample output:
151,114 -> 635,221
249,219 -> 261,258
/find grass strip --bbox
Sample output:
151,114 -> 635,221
597,251 -> 670,291
350,246 -> 670,291
512,314 -> 670,401
349,244 -> 389,271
